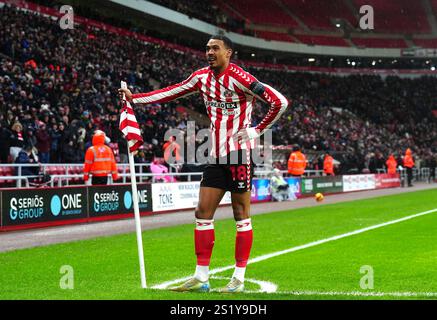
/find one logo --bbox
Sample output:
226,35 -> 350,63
238,182 -> 245,188
51,195 -> 62,216
124,191 -> 132,209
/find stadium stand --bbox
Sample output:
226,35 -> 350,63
0,2 -> 437,180
280,0 -> 357,31
352,0 -> 430,34
412,38 -> 437,48
254,30 -> 295,43
351,37 -> 408,48
224,0 -> 300,29
294,35 -> 350,47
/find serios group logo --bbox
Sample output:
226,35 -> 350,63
94,191 -> 119,212
9,196 -> 44,221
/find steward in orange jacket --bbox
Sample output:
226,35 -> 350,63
84,130 -> 118,185
386,154 -> 397,175
323,152 -> 335,176
288,145 -> 307,176
403,148 -> 415,169
163,136 -> 182,164
403,148 -> 415,187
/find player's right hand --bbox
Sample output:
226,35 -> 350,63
118,88 -> 133,102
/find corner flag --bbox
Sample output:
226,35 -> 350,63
119,81 -> 147,288
119,87 -> 143,152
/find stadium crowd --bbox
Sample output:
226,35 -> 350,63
1,4 -> 437,175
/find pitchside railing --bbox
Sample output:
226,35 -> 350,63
0,163 -> 435,188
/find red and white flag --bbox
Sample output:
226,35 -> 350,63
119,81 -> 147,288
119,83 -> 143,153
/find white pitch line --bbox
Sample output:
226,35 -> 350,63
152,208 -> 437,290
262,290 -> 437,298
209,276 -> 278,293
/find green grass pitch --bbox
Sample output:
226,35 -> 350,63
1,188 -> 437,300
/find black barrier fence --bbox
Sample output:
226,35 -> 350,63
0,184 -> 152,230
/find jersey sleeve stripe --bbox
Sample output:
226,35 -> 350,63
255,83 -> 289,133
132,72 -> 199,105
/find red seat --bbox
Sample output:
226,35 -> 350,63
45,166 -> 56,175
4,167 -> 15,183
57,166 -> 66,175
0,167 -> 5,186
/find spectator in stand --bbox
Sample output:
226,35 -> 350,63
9,122 -> 25,162
143,144 -> 156,163
403,148 -> 415,187
15,145 -> 39,177
368,153 -> 377,173
426,152 -> 436,183
63,140 -> 81,163
271,168 -> 295,202
323,151 -> 335,176
375,152 -> 385,173
0,121 -> 11,163
56,122 -> 68,162
150,157 -> 175,182
25,127 -> 37,150
36,122 -> 51,163
48,123 -> 62,163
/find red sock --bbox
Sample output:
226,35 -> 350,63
235,218 -> 253,267
195,219 -> 215,266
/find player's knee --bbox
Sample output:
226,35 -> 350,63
232,206 -> 249,220
195,207 -> 214,220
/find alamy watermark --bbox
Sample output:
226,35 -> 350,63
59,265 -> 74,290
359,5 -> 374,30
359,265 -> 374,289
59,5 -> 74,30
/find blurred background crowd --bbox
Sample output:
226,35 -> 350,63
1,4 -> 437,175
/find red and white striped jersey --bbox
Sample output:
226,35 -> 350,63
132,63 -> 289,158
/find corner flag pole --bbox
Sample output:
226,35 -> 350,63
121,81 -> 147,289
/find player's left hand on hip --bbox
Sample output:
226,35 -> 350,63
235,127 -> 260,144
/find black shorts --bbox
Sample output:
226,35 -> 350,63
200,149 -> 254,193
92,176 -> 108,185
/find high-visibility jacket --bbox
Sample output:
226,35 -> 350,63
323,155 -> 335,175
288,151 -> 307,176
83,133 -> 118,181
403,148 -> 415,168
386,155 -> 397,174
163,140 -> 181,163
